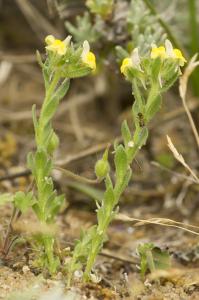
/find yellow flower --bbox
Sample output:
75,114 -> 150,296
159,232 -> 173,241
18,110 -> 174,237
45,35 -> 71,56
173,49 -> 187,66
81,41 -> 96,70
83,52 -> 96,70
121,48 -> 143,75
165,40 -> 186,66
150,46 -> 166,59
120,58 -> 132,74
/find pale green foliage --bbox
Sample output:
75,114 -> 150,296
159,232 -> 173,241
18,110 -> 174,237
65,0 -> 166,58
137,243 -> 171,278
65,12 -> 101,44
8,37 -> 95,274
14,191 -> 35,214
27,39 -> 94,273
86,0 -> 114,18
67,42 -> 181,284
127,0 -> 167,55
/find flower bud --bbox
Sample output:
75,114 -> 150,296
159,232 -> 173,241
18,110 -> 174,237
95,149 -> 110,179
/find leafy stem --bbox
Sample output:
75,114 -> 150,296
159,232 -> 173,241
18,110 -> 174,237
68,41 -> 183,283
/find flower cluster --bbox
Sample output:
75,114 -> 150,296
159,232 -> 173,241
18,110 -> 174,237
44,35 -> 96,73
119,39 -> 187,128
121,39 -> 186,77
151,40 -> 186,66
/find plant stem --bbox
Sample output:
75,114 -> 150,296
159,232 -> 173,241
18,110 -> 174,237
37,72 -> 60,147
32,71 -> 61,272
83,132 -> 148,281
83,224 -> 109,281
132,79 -> 144,110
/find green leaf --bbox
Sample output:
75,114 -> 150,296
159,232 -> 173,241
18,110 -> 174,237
27,152 -> 35,174
35,150 -> 47,170
104,186 -> 115,214
54,78 -> 70,100
40,123 -> 53,149
114,145 -> 128,181
127,127 -> 148,161
32,203 -> 42,220
161,71 -> 179,93
73,226 -> 97,264
151,57 -> 161,82
65,12 -> 100,44
32,104 -> 38,132
105,174 -> 113,191
134,127 -> 149,149
137,243 -> 171,278
41,99 -> 59,127
63,65 -> 91,79
36,50 -> 43,68
152,247 -> 171,270
126,67 -> 145,82
96,207 -> 105,226
46,194 -> 65,222
140,252 -> 148,278
146,94 -> 162,122
31,150 -> 52,184
137,243 -> 154,278
40,177 -> 54,199
41,80 -> 69,127
114,167 -> 132,201
121,120 -> 132,148
14,191 -> 35,213
114,145 -> 131,200
47,131 -> 59,154
42,66 -> 50,89
132,97 -> 145,128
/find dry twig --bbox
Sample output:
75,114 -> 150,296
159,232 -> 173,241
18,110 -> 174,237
167,135 -> 199,184
116,213 -> 199,236
179,54 -> 199,150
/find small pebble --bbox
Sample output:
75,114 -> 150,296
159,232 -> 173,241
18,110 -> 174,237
22,265 -> 30,274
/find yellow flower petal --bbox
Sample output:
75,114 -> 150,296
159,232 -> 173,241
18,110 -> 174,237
82,51 -> 96,70
151,46 -> 166,59
46,39 -> 67,56
120,58 -> 132,74
173,49 -> 187,66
